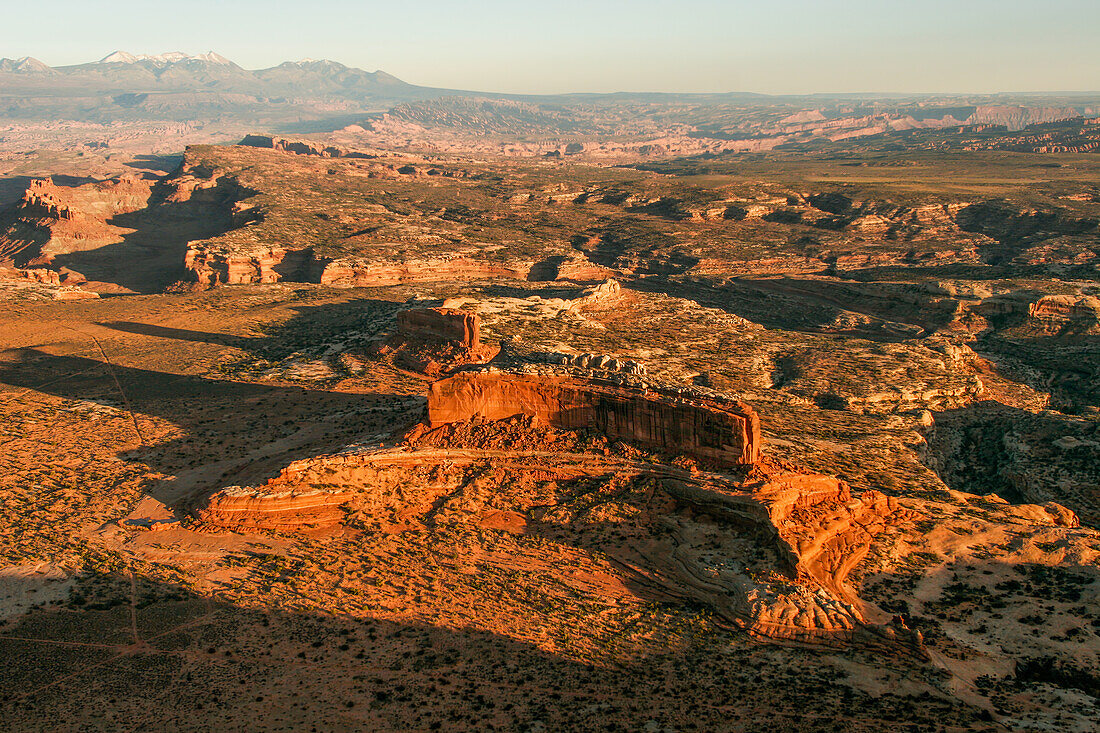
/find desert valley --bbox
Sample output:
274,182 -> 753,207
0,46 -> 1098,731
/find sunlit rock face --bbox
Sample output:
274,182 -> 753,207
427,370 -> 761,467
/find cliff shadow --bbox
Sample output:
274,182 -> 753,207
924,399 -> 1099,527
954,200 -> 1100,266
50,177 -> 253,294
833,262 -> 1100,283
0,348 -> 424,511
975,332 -> 1100,412
122,154 -> 183,174
97,321 -> 260,350
850,554 -> 1100,721
627,276 -> 924,342
0,564 -> 962,731
99,296 -> 406,362
0,569 -> 649,731
0,175 -> 35,210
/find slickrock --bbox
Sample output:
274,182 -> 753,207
566,278 -> 622,311
192,437 -> 914,648
754,473 -> 910,601
658,467 -> 916,644
195,486 -> 348,531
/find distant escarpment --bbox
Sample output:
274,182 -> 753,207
239,134 -> 380,159
162,142 -> 1100,296
184,249 -> 536,288
0,166 -> 257,293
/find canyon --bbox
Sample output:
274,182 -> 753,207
0,99 -> 1098,732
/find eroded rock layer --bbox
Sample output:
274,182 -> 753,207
427,371 -> 761,466
191,438 -> 914,647
397,307 -> 480,348
195,487 -> 348,531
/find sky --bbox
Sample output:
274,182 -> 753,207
2,0 -> 1098,95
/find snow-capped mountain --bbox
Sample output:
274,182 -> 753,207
0,51 -> 436,124
0,56 -> 55,74
98,51 -> 235,65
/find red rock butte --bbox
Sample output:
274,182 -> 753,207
396,307 -> 480,349
427,370 -> 762,466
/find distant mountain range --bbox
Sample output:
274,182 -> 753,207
0,51 -> 439,124
0,56 -> 54,74
1,51 -> 1097,142
0,51 -> 416,96
97,51 -> 235,65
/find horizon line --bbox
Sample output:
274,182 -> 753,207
3,52 -> 1100,100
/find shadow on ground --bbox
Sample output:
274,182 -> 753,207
50,177 -> 249,293
0,347 -> 421,510
0,565 -> 983,732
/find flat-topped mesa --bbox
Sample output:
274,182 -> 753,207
397,307 -> 480,349
239,134 -> 376,159
427,370 -> 761,466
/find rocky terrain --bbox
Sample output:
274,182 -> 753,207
0,116 -> 1097,731
348,97 -> 1100,160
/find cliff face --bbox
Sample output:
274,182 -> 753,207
0,166 -> 258,292
396,307 -> 479,348
427,371 -> 761,466
184,250 -> 535,287
0,176 -> 155,267
966,105 -> 1081,132
1028,294 -> 1100,333
375,307 -> 498,376
183,245 -> 318,286
239,134 -> 379,159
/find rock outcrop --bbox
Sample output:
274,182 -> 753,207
566,278 -> 622,311
0,175 -> 155,267
184,245 -> 309,286
192,440 -> 914,648
1028,294 -> 1100,333
427,370 -> 761,466
660,467 -> 917,644
185,250 -> 536,288
397,307 -> 480,348
376,307 -> 498,376
239,134 -> 378,159
195,486 -> 348,531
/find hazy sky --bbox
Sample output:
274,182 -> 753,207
3,0 -> 1097,94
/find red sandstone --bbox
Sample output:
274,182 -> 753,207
427,371 -> 761,466
397,307 -> 480,348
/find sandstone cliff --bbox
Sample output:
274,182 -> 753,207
427,370 -> 761,466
